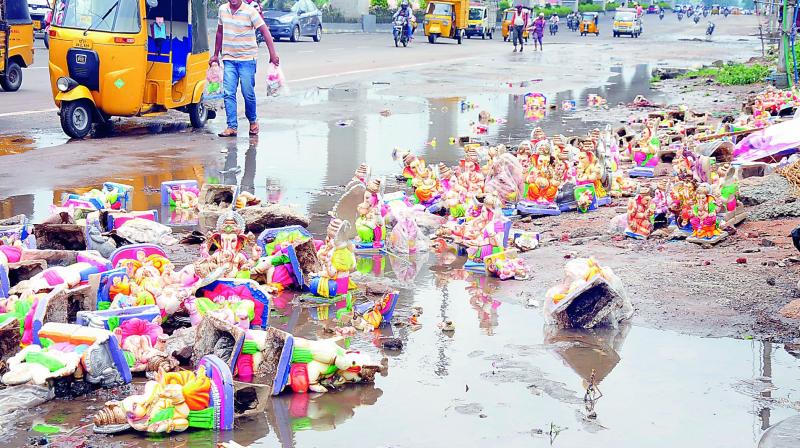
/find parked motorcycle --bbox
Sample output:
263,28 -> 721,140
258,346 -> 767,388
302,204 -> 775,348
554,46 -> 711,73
393,16 -> 411,47
706,21 -> 715,36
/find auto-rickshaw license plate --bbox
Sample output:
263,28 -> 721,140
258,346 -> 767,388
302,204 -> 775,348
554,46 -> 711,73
33,21 -> 41,30
74,38 -> 93,49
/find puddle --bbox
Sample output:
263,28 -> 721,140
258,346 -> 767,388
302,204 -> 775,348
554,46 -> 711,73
0,133 -> 67,156
7,256 -> 800,447
4,63 -> 797,447
0,64 -> 664,228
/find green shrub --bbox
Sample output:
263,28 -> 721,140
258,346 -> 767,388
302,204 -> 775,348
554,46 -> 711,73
679,64 -> 770,85
657,1 -> 671,10
715,64 -> 770,85
578,3 -> 603,13
605,1 -> 620,11
533,5 -> 572,16
498,0 -> 510,10
370,0 -> 388,9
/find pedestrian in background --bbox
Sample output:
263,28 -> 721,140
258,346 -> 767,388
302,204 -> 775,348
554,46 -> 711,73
511,4 -> 529,52
211,0 -> 280,137
532,12 -> 546,51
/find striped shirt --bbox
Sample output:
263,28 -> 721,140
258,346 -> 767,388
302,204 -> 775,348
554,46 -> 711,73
218,2 -> 265,61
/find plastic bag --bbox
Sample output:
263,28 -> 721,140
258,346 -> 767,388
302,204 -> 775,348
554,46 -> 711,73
205,62 -> 223,100
266,63 -> 288,97
0,385 -> 54,434
543,258 -> 632,328
484,153 -> 524,203
387,206 -> 429,254
607,213 -> 628,235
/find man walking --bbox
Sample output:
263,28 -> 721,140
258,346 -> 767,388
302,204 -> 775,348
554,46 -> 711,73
511,4 -> 528,52
211,0 -> 280,137
532,12 -> 546,51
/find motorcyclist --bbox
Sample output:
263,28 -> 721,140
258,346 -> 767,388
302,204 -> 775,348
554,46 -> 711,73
393,0 -> 414,40
659,7 -> 664,19
549,13 -> 559,34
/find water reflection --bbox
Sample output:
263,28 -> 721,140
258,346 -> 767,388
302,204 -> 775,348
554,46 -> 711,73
1,64 -> 665,226
543,323 -> 631,386
266,385 -> 383,448
465,277 -> 501,336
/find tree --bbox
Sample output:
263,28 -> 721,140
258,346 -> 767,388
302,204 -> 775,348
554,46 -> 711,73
371,0 -> 388,8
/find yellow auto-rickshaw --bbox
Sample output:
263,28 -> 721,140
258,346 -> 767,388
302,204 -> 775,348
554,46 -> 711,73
579,11 -> 599,36
0,0 -> 35,91
424,0 -> 468,44
500,7 -> 529,42
48,0 -> 213,138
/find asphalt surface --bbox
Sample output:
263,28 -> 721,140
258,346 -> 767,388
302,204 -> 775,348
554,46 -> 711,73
0,14 -> 748,132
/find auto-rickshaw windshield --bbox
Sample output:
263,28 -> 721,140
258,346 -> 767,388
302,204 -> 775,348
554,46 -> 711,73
59,0 -> 141,33
504,10 -> 513,20
615,12 -> 635,21
426,2 -> 452,16
468,8 -> 481,20
581,13 -> 595,20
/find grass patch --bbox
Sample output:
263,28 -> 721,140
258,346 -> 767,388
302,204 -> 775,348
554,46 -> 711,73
650,75 -> 662,83
715,64 -> 770,85
679,64 -> 770,85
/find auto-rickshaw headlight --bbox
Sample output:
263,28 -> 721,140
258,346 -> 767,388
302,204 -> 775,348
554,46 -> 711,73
57,77 -> 76,92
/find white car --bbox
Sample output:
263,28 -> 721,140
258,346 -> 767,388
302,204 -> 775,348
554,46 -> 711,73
28,0 -> 51,39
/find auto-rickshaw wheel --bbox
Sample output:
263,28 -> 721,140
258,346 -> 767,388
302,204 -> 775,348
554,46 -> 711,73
60,100 -> 94,139
503,35 -> 507,42
0,61 -> 23,92
428,34 -> 436,44
188,102 -> 208,128
456,29 -> 463,44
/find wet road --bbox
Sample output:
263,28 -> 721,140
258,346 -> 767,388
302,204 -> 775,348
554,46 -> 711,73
2,13 -> 797,448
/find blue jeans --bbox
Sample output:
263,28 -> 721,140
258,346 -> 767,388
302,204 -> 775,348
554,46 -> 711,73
223,59 -> 257,130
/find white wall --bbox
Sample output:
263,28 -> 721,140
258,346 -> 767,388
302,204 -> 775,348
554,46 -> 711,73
331,0 -> 371,19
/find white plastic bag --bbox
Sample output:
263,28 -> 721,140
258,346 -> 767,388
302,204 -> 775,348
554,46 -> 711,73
607,213 -> 628,235
266,63 -> 288,97
543,258 -> 632,328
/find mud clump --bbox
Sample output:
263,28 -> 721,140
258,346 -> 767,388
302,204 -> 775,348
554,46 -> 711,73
740,175 -> 800,221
